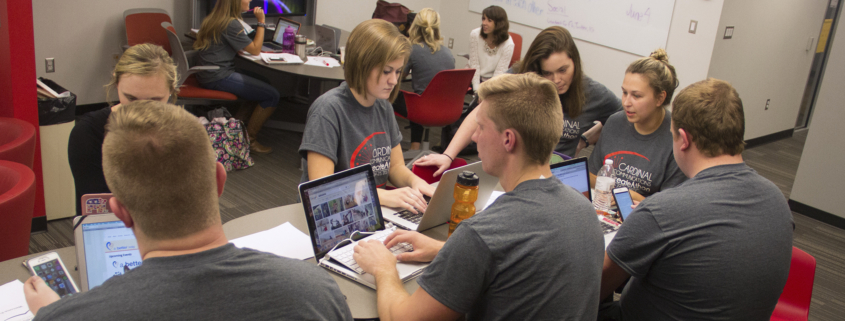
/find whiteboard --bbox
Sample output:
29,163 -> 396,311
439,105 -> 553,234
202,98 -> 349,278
468,0 -> 676,57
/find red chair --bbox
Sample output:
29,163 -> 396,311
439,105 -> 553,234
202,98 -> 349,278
125,8 -> 173,55
771,247 -> 816,321
397,69 -> 475,154
0,117 -> 36,168
509,32 -> 522,68
412,158 -> 468,184
0,160 -> 36,261
162,22 -> 239,105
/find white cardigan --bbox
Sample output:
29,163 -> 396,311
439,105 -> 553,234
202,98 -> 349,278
467,27 -> 514,92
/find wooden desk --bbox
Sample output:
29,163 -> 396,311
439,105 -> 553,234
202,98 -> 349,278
222,203 -> 448,319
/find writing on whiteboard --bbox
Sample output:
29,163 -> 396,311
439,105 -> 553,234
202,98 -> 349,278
626,4 -> 652,24
495,0 -> 545,16
547,2 -> 567,16
547,18 -> 595,33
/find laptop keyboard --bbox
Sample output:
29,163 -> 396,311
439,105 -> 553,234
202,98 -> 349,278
396,209 -> 423,224
263,42 -> 283,50
600,219 -> 619,234
327,229 -> 414,274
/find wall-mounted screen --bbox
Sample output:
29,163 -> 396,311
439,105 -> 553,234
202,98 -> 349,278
209,0 -> 308,17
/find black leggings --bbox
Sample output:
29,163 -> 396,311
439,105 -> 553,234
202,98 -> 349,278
391,94 -> 424,143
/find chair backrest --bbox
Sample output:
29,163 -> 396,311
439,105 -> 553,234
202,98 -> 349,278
771,247 -> 816,321
403,69 -> 475,127
412,158 -> 469,184
508,32 -> 522,68
125,8 -> 173,55
161,22 -> 190,87
0,117 -> 36,168
0,160 -> 36,261
549,151 -> 572,164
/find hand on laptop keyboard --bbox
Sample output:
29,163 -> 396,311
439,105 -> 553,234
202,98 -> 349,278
378,187 -> 429,214
332,231 -> 413,274
383,230 -> 444,263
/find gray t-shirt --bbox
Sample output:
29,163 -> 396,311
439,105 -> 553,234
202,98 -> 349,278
588,110 -> 686,196
417,178 -> 604,320
607,163 -> 794,320
35,244 -> 353,321
299,82 -> 403,186
557,76 -> 623,156
406,43 -> 455,94
196,19 -> 253,84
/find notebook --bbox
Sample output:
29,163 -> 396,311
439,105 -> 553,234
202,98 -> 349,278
382,161 -> 499,231
550,157 -> 619,248
262,16 -> 301,52
298,164 -> 427,289
73,214 -> 142,292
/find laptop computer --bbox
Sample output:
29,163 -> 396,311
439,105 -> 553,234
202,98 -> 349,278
550,157 -> 619,248
262,16 -> 301,52
382,161 -> 499,231
299,164 -> 427,289
73,213 -> 142,292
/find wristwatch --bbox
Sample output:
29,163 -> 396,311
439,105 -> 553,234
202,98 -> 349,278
256,22 -> 267,29
580,134 -> 590,147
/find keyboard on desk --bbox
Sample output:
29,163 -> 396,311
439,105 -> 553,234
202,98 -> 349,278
327,230 -> 414,274
263,42 -> 283,50
396,209 -> 423,224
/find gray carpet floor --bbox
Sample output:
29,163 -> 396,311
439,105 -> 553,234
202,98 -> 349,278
28,122 -> 842,320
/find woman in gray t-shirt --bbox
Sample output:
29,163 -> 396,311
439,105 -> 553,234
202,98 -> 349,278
299,19 -> 434,214
588,49 -> 687,201
193,0 -> 279,154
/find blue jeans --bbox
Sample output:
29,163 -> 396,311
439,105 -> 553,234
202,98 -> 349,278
201,72 -> 280,108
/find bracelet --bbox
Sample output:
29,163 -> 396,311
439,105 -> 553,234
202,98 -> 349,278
442,154 -> 454,162
580,134 -> 590,147
256,22 -> 266,28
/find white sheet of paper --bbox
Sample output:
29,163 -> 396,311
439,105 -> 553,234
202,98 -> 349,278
0,280 -> 34,321
230,222 -> 314,260
260,53 -> 304,64
304,56 -> 341,67
483,191 -> 505,211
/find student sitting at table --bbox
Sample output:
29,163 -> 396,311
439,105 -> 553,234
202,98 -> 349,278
68,44 -> 178,216
25,101 -> 353,320
415,26 -> 622,175
353,73 -> 604,320
299,19 -> 434,214
392,8 -> 455,152
599,78 -> 794,320
467,5 -> 514,93
194,0 -> 280,154
589,49 -> 687,201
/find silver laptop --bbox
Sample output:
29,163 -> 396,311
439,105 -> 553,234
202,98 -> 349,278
550,157 -> 619,248
262,16 -> 301,52
382,161 -> 500,231
298,164 -> 427,289
73,214 -> 142,292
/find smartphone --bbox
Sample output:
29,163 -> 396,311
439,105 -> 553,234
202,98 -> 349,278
612,187 -> 635,222
26,252 -> 80,298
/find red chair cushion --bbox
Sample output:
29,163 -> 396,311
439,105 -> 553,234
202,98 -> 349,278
412,157 -> 469,184
403,69 -> 475,127
0,118 -> 37,168
179,76 -> 238,100
125,12 -> 173,55
771,247 -> 816,321
0,160 -> 36,262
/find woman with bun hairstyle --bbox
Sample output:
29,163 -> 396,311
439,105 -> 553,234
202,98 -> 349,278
393,8 -> 455,151
416,26 -> 621,176
467,5 -> 514,93
299,19 -> 434,214
588,49 -> 687,201
194,0 -> 280,154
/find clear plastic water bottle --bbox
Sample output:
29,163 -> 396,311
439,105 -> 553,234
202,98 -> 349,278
593,159 -> 615,217
448,171 -> 479,237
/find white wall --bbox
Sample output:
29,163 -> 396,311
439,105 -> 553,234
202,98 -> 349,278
315,0 -> 439,33
33,0 -> 191,105
790,13 -> 845,218
707,0 -> 828,140
439,0 -> 724,102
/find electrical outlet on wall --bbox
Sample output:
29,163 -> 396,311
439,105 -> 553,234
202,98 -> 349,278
448,38 -> 454,49
45,58 -> 55,73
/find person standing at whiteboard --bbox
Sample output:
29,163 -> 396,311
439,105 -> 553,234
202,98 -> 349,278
467,5 -> 514,93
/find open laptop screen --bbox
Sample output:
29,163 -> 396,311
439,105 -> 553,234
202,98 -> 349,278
80,220 -> 141,289
272,16 -> 301,43
550,157 -> 592,200
300,165 -> 384,258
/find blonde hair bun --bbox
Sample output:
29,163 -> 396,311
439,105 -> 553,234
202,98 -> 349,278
650,48 -> 670,64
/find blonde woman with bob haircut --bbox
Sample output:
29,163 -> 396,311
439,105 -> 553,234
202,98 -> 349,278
68,44 -> 179,216
299,19 -> 434,213
194,0 -> 280,154
588,49 -> 687,201
393,8 -> 455,151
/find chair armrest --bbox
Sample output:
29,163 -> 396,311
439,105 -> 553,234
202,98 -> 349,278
189,66 -> 219,71
456,53 -> 469,60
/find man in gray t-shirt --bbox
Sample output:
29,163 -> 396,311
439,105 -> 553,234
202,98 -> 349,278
25,102 -> 352,320
353,74 -> 603,320
600,79 -> 793,320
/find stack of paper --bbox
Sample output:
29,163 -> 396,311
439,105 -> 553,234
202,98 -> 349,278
230,222 -> 314,260
261,53 -> 303,65
0,280 -> 34,321
304,56 -> 341,68
36,79 -> 70,99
